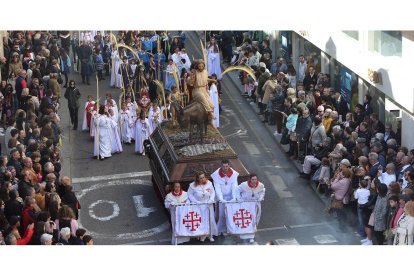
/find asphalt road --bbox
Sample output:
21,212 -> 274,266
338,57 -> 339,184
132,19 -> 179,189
60,31 -> 361,245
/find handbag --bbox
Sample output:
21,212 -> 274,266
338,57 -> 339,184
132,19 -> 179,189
280,128 -> 290,145
57,74 -> 63,84
330,198 -> 344,209
311,166 -> 322,182
289,132 -> 297,141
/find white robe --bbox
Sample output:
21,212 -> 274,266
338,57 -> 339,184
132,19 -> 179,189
110,50 -> 122,88
211,168 -> 239,235
148,107 -> 164,134
165,191 -> 190,245
180,53 -> 192,72
187,181 -> 218,239
127,102 -> 138,137
110,115 -> 123,153
81,101 -> 89,131
105,99 -> 119,123
119,110 -> 133,143
207,47 -> 222,79
209,84 -> 220,128
90,111 -> 98,137
236,181 -> 265,240
94,115 -> 113,158
134,118 -> 152,154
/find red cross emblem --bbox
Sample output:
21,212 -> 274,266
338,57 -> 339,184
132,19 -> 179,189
233,209 -> 253,229
182,211 -> 202,232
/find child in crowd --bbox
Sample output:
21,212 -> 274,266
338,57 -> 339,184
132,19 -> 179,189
354,179 -> 370,238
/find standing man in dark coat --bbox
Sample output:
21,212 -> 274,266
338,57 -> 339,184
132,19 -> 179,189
64,80 -> 81,130
77,40 -> 92,85
303,65 -> 317,91
333,91 -> 349,120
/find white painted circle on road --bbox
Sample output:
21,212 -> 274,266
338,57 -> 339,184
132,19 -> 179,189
89,200 -> 120,221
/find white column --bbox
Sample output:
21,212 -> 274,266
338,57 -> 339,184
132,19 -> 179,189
320,51 -> 330,74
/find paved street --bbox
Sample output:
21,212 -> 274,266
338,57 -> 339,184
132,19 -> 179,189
60,31 -> 362,245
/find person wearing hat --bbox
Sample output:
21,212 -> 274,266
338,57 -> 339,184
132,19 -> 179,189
8,52 -> 23,77
371,141 -> 387,168
356,137 -> 369,157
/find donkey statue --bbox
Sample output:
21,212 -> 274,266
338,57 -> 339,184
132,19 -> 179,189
170,100 -> 209,142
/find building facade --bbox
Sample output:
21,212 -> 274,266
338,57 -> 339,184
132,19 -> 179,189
270,30 -> 414,149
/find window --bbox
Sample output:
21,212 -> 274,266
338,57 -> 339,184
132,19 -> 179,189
370,31 -> 402,57
342,31 -> 359,40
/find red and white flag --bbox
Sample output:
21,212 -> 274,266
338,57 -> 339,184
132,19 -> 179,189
175,204 -> 210,237
225,201 -> 257,234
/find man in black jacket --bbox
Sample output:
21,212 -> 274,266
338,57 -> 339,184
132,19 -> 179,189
333,91 -> 349,120
288,108 -> 313,159
303,65 -> 317,91
64,80 -> 81,130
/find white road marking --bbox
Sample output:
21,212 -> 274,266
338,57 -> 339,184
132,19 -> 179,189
89,200 -> 120,221
313,234 -> 338,244
224,129 -> 248,138
76,178 -> 151,199
242,141 -> 260,155
133,195 -> 156,218
76,178 -> 169,240
275,238 -> 300,245
257,222 -> 336,233
121,238 -> 172,245
264,171 -> 293,199
72,171 -> 152,184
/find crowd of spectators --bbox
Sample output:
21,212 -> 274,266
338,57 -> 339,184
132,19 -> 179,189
0,31 -> 92,245
223,31 -> 414,245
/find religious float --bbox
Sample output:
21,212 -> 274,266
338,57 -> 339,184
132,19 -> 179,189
144,118 -> 249,200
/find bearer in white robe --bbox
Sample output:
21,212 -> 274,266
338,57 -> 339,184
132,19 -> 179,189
119,102 -> 133,144
126,97 -> 137,138
211,159 -> 239,235
93,107 -> 113,159
235,173 -> 265,243
110,49 -> 122,88
206,38 -> 222,80
180,48 -> 192,71
134,111 -> 152,155
187,172 -> 218,242
105,95 -> 118,123
108,108 -> 123,154
209,80 -> 220,128
90,110 -> 98,138
148,101 -> 164,134
164,182 -> 190,245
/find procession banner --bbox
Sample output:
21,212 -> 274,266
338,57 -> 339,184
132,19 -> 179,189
225,201 -> 257,235
175,204 -> 210,237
